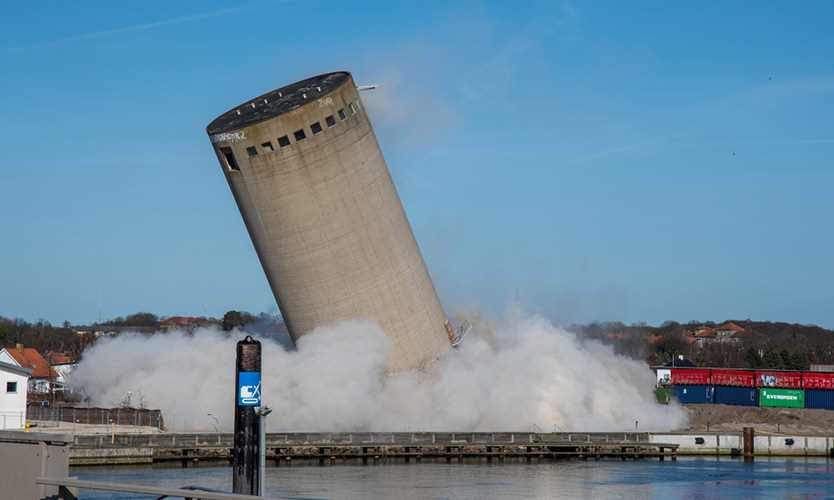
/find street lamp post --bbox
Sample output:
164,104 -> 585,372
207,413 -> 220,433
256,406 -> 273,497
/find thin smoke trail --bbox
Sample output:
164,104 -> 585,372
4,5 -> 248,52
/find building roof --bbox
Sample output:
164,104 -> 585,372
0,361 -> 32,378
48,353 -> 74,366
207,72 -> 351,135
2,346 -> 55,378
693,327 -> 716,338
718,322 -> 746,333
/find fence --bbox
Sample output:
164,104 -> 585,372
27,406 -> 163,428
0,411 -> 25,430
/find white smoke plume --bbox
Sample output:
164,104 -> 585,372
70,311 -> 686,432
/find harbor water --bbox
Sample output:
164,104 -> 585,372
73,457 -> 834,499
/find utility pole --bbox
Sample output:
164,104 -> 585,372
232,336 -> 261,495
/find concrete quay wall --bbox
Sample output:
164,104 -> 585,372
64,431 -> 834,465
650,432 -> 834,456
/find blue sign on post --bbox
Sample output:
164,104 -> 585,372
238,371 -> 261,407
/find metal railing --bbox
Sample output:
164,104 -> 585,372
71,431 -> 652,448
27,406 -> 163,428
0,411 -> 25,430
37,477 -> 270,500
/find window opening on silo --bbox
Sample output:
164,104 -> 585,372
261,141 -> 274,152
311,121 -> 323,134
349,102 -> 359,115
246,146 -> 258,157
220,147 -> 240,171
325,115 -> 336,127
277,135 -> 290,147
294,129 -> 306,141
338,108 -> 346,120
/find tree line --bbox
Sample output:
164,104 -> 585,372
0,310 -> 291,360
574,320 -> 834,369
0,317 -> 94,360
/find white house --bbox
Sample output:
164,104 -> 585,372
0,344 -> 55,394
47,353 -> 77,392
51,363 -> 76,392
0,361 -> 31,429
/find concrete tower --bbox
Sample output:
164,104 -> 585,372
206,72 -> 450,371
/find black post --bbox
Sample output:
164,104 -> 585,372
743,427 -> 754,462
233,336 -> 262,495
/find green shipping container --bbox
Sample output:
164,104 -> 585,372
655,387 -> 672,405
759,388 -> 805,408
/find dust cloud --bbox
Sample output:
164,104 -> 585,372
70,311 -> 687,432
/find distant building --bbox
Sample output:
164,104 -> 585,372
0,361 -> 30,429
159,316 -> 212,332
47,353 -> 73,366
690,323 -> 743,348
0,344 -> 56,394
716,322 -> 746,340
691,327 -> 716,348
47,353 -> 77,393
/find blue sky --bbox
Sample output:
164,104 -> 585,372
1,1 -> 833,327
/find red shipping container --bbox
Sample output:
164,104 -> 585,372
803,372 -> 834,390
710,369 -> 755,387
671,368 -> 710,385
755,371 -> 802,388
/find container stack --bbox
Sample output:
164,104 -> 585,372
803,372 -> 834,410
712,369 -> 757,406
759,388 -> 803,408
670,369 -> 712,404
756,370 -> 803,408
668,368 -> 834,410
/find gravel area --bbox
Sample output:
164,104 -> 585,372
682,404 -> 834,434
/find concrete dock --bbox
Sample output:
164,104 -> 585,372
64,431 -> 834,466
69,432 -> 677,466
650,431 -> 834,457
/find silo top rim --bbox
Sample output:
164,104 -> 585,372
206,71 -> 351,135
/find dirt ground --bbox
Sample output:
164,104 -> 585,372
681,404 -> 834,434
28,420 -> 164,435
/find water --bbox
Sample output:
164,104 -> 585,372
73,458 -> 834,499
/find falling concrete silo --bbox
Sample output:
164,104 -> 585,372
206,71 -> 450,371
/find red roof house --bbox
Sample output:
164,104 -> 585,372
0,344 -> 56,379
718,322 -> 746,333
693,327 -> 716,338
47,352 -> 75,366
